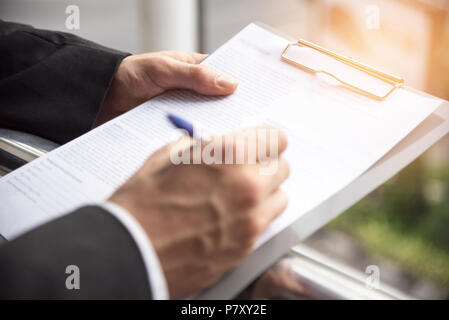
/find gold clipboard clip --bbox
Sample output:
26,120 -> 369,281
281,39 -> 404,101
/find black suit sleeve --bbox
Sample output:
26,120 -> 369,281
0,20 -> 129,144
0,206 -> 152,299
0,22 -> 151,298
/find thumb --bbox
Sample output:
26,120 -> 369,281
161,58 -> 238,96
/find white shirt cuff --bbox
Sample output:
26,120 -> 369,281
99,201 -> 169,300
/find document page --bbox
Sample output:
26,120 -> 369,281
0,24 -> 442,247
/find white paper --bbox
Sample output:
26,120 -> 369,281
0,24 -> 442,248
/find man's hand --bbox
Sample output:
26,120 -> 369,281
95,51 -> 238,126
109,127 -> 290,298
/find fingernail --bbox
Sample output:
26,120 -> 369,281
215,74 -> 237,89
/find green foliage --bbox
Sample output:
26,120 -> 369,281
330,157 -> 449,292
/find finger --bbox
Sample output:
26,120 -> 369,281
231,189 -> 288,245
257,156 -> 290,196
234,156 -> 290,197
252,189 -> 288,231
217,126 -> 288,164
159,58 -> 238,95
160,51 -> 208,64
246,126 -> 288,159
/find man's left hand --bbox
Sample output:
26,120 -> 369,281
95,51 -> 238,126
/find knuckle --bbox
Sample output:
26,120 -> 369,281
189,64 -> 208,80
281,157 -> 291,178
231,137 -> 247,158
233,136 -> 245,149
243,216 -> 264,239
237,172 -> 262,207
279,190 -> 289,209
151,57 -> 173,83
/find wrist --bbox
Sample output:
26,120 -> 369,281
94,56 -> 132,127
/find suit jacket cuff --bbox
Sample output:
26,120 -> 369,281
100,202 -> 169,300
0,20 -> 130,144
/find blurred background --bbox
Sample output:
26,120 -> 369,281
1,0 -> 448,299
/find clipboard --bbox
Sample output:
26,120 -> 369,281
0,21 -> 446,300
196,22 -> 449,300
281,39 -> 404,101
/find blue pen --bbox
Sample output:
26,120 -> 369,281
167,113 -> 194,137
167,113 -> 212,141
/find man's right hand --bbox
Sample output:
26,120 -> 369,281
109,127 -> 290,298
